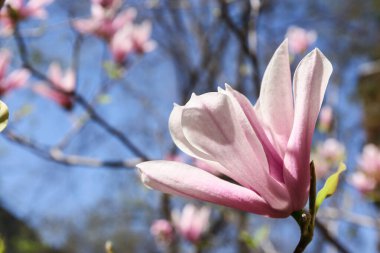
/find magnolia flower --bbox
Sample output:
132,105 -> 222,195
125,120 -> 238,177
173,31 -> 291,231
138,41 -> 332,218
172,204 -> 210,243
129,21 -> 156,54
349,144 -> 380,195
312,138 -> 346,179
286,26 -> 317,55
91,0 -> 121,10
34,63 -> 75,109
73,5 -> 136,41
150,219 -> 173,245
358,144 -> 380,175
0,0 -> 53,34
349,172 -> 377,194
0,49 -> 29,95
110,21 -> 155,64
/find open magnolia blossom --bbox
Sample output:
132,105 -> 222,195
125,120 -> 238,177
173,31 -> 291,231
73,4 -> 136,41
172,204 -> 210,243
137,40 -> 332,218
34,62 -> 75,109
0,0 -> 53,34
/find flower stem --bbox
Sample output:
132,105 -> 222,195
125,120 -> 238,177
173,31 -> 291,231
292,162 -> 317,253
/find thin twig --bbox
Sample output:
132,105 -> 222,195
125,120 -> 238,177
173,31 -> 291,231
3,129 -> 141,169
12,24 -> 149,161
218,0 -> 261,96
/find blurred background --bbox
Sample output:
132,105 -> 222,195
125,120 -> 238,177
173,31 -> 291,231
0,0 -> 380,252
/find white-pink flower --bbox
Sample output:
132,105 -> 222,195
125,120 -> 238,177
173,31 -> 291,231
0,49 -> 29,95
91,0 -> 121,10
312,138 -> 346,179
73,5 -> 136,41
34,62 -> 75,109
349,144 -> 380,195
109,21 -> 155,64
358,144 -> 380,175
286,26 -> 317,55
137,40 -> 332,218
172,204 -> 210,243
349,172 -> 377,194
150,219 -> 173,245
130,21 -> 156,54
0,0 -> 53,34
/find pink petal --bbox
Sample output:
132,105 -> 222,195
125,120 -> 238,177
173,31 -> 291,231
112,8 -> 136,30
225,85 -> 285,183
181,92 -> 290,211
4,68 -> 29,90
284,49 -> 332,210
137,161 -> 289,218
34,84 -> 72,109
168,102 -> 229,177
48,62 -> 62,87
254,40 -> 294,158
73,19 -> 99,34
62,69 -> 75,92
0,49 -> 11,79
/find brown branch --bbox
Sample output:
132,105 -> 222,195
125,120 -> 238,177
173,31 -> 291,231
12,24 -> 149,161
218,0 -> 261,96
3,129 -> 141,169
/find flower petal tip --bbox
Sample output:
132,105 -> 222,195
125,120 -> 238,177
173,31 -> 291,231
280,38 -> 289,48
136,163 -> 153,189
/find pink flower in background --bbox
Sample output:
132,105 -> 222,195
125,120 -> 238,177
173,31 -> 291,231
318,105 -> 333,132
109,24 -> 133,64
286,26 -> 317,55
312,138 -> 346,179
0,0 -> 53,34
73,5 -> 136,41
0,49 -> 29,95
91,0 -> 121,10
129,21 -> 156,54
172,204 -> 210,243
138,40 -> 332,218
349,144 -> 380,195
150,219 -> 173,245
358,144 -> 380,175
109,21 -> 155,64
349,172 -> 377,194
34,63 -> 75,109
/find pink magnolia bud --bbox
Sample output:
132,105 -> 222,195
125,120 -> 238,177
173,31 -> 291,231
312,138 -> 346,179
92,0 -> 121,9
73,6 -> 136,41
349,172 -> 377,194
172,204 -> 210,243
285,26 -> 317,55
150,219 -> 173,245
33,63 -> 75,109
0,0 -> 53,34
358,144 -> 380,175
